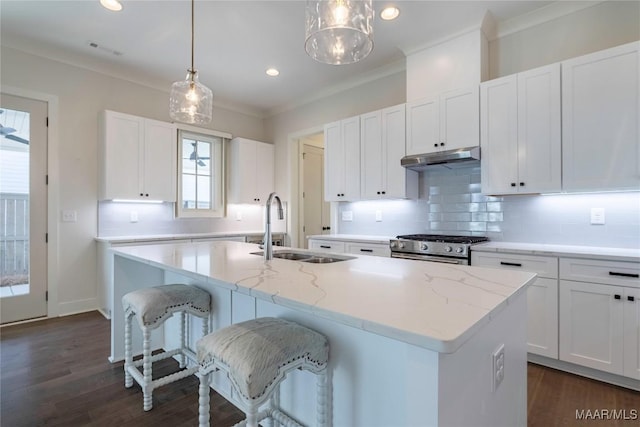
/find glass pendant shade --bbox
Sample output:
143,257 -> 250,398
305,0 -> 374,65
170,70 -> 213,125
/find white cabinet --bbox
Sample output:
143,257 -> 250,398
559,257 -> 640,379
345,242 -> 390,257
308,239 -> 346,253
406,86 -> 479,155
561,41 -> 640,192
324,116 -> 361,202
99,110 -> 176,201
480,64 -> 561,195
227,137 -> 275,204
361,104 -> 418,199
471,251 -> 559,358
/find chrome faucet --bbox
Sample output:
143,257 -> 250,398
264,192 -> 284,260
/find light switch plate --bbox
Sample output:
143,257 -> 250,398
130,211 -> 139,223
375,210 -> 383,222
62,210 -> 77,222
342,211 -> 353,221
590,208 -> 605,225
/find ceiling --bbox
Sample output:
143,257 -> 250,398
1,0 -> 560,116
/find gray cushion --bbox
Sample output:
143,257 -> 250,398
122,284 -> 210,329
197,317 -> 329,400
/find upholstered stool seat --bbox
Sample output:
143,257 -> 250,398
197,317 -> 330,427
122,284 -> 211,411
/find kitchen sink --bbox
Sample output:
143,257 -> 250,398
250,251 -> 355,264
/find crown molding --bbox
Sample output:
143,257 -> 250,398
266,58 -> 406,118
494,0 -> 607,40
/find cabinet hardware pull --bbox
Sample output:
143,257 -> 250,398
628,296 -> 636,302
609,271 -> 639,278
519,182 -> 525,186
145,193 -> 149,197
320,245 -> 331,249
434,143 -> 438,148
440,142 -> 445,146
377,191 -> 380,195
360,249 -> 373,253
510,183 -> 516,187
614,294 -> 622,300
500,261 -> 522,267
381,191 -> 386,195
140,193 -> 144,196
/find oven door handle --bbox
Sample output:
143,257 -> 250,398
391,253 -> 464,264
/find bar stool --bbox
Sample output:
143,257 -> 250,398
197,317 -> 330,427
122,284 -> 211,411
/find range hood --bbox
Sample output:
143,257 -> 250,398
401,146 -> 480,170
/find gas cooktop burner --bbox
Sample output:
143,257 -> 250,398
396,234 -> 489,244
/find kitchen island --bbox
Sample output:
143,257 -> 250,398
111,241 -> 535,426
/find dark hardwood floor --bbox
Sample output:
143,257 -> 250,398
1,311 -> 638,426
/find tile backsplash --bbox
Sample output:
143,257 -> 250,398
98,202 -> 286,237
338,165 -> 640,249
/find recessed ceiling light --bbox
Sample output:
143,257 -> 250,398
100,0 -> 123,12
380,6 -> 400,21
266,68 -> 280,77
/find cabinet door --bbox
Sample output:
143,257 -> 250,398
623,287 -> 640,379
406,96 -> 439,155
255,141 -> 275,202
143,119 -> 176,201
440,86 -> 479,151
360,111 -> 383,199
562,42 -> 639,191
527,277 -> 559,358
559,280 -> 624,375
480,76 -> 518,195
517,64 -> 561,194
324,121 -> 343,202
101,111 -> 143,200
383,104 -> 416,199
342,116 -> 361,200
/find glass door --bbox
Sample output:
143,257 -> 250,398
0,94 -> 48,323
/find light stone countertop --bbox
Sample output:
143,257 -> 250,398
306,234 -> 394,244
95,231 -> 274,244
472,242 -> 640,263
112,240 -> 535,354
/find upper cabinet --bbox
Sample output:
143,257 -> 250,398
481,63 -> 561,195
227,137 -> 274,204
99,110 -> 176,202
406,86 -> 479,155
361,104 -> 418,199
324,116 -> 361,202
561,41 -> 639,192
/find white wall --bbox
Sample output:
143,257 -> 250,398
489,0 -> 640,78
0,46 -> 267,316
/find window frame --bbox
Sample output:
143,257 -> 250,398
176,127 -> 227,218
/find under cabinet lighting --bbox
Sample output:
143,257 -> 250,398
112,199 -> 164,204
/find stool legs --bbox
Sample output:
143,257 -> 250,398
198,372 -> 211,427
124,311 -> 133,388
316,370 -> 329,427
245,406 -> 259,427
142,327 -> 153,411
179,312 -> 186,368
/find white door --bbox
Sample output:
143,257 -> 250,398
0,94 -> 48,323
302,142 -> 329,248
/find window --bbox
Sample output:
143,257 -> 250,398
176,129 -> 225,218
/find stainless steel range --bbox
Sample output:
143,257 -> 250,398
390,234 -> 488,265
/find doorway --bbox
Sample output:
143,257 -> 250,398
299,133 -> 330,248
0,94 -> 48,323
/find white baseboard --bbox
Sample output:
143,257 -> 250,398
57,298 -> 98,317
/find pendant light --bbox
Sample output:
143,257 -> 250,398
169,0 -> 213,124
305,0 -> 374,65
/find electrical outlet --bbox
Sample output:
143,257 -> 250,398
342,211 -> 353,221
375,210 -> 383,222
235,210 -> 242,221
130,211 -> 138,223
492,344 -> 505,392
590,208 -> 605,225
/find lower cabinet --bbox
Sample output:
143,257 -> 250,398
559,257 -> 640,379
308,238 -> 390,257
471,251 -> 558,358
